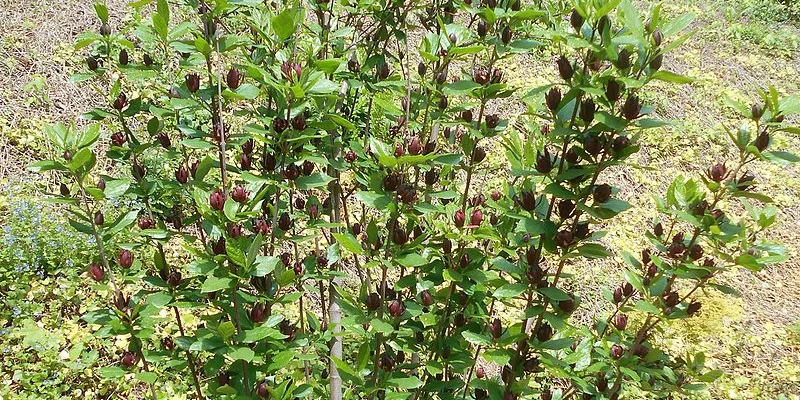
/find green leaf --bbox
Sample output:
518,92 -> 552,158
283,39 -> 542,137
296,173 -> 335,190
494,283 -> 527,298
651,70 -> 693,84
333,233 -> 365,255
105,210 -> 138,237
135,371 -> 157,384
27,160 -> 67,173
272,9 -> 297,40
634,300 -> 660,315
538,286 -> 570,301
462,331 -> 491,345
370,318 -> 394,334
576,244 -> 611,259
94,3 -> 109,23
388,376 -> 423,389
218,321 -> 236,340
201,276 -> 233,293
146,292 -> 172,308
228,346 -> 255,362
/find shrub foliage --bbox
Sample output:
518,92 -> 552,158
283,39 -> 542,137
29,0 -> 799,399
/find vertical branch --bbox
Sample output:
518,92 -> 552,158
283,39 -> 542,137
328,80 -> 350,400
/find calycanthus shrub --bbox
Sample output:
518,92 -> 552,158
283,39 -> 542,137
29,0 -> 799,399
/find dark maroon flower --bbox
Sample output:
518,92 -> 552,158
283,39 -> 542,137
388,300 -> 405,317
121,351 -> 138,368
491,68 -> 504,84
87,55 -> 99,71
228,223 -> 243,238
570,8 -> 584,30
420,290 -> 433,307
706,162 -> 728,182
143,53 -> 153,66
292,114 -> 307,131
593,184 -> 612,203
485,114 -> 500,129
417,61 -> 426,76
231,185 -> 249,204
256,381 -> 269,398
751,103 -> 765,121
348,58 -> 361,73
535,148 -> 553,173
580,98 -> 596,124
606,79 -> 622,103
226,68 -> 241,89
501,26 -> 512,44
622,95 -> 641,120
210,189 -> 226,210
613,286 -> 624,303
520,190 -> 537,211
754,130 -> 769,152
273,117 -> 289,134
614,49 -> 631,69
162,336 -> 175,351
345,150 -> 357,163
612,135 -> 629,152
687,301 -> 702,316
610,344 -> 624,360
278,212 -> 292,231
472,147 -> 486,164
239,153 -> 252,170
490,318 -> 503,339
623,282 -> 633,296
254,219 -> 270,235
442,238 -> 452,254
477,19 -> 488,37
250,302 -> 266,324
453,209 -> 466,228
156,132 -> 171,149
558,200 -> 575,220
424,168 -> 438,186
663,292 -> 679,307
391,226 -> 408,245
438,95 -> 449,110
138,217 -> 155,230
537,323 -> 553,341
383,173 -> 402,192
470,209 -> 483,226
119,249 -> 134,269
377,62 -> 390,80
89,263 -> 104,281
213,237 -> 226,255
167,270 -> 182,286
473,68 -> 490,85
583,134 -> 601,156
118,49 -> 128,66
113,93 -> 128,110
365,293 -> 381,311
217,372 -> 231,387
283,163 -> 300,181
407,137 -> 423,155
546,88 -> 561,111
94,211 -> 104,226
649,53 -> 663,71
186,73 -> 200,92
175,166 -> 189,184
689,244 -> 704,260
612,314 -> 628,330
557,56 -> 574,81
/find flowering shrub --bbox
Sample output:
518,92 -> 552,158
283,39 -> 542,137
29,0 -> 799,399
